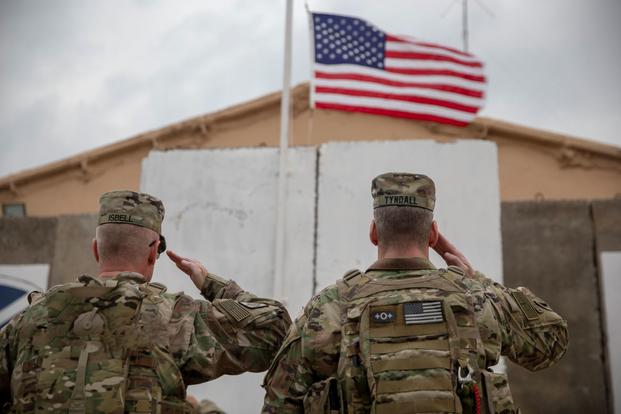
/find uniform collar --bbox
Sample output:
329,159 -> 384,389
367,257 -> 436,271
84,272 -> 146,284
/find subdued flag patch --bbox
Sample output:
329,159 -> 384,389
403,301 -> 444,324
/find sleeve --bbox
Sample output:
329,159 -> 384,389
0,325 -> 11,410
0,313 -> 21,410
261,287 -> 342,414
177,272 -> 292,384
472,271 -> 568,371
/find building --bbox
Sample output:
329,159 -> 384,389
1,83 -> 620,217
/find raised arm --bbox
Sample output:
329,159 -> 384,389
166,250 -> 292,383
433,233 -> 568,370
472,272 -> 568,370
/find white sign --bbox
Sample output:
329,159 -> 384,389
0,264 -> 49,326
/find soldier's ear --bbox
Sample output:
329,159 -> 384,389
147,241 -> 159,265
428,220 -> 439,248
92,239 -> 100,263
370,220 -> 379,246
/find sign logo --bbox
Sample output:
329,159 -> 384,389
0,265 -> 49,327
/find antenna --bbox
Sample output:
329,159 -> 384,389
441,0 -> 495,52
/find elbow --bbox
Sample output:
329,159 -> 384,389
246,315 -> 292,372
527,323 -> 570,372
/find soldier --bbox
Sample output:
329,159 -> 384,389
0,190 -> 291,413
262,172 -> 568,414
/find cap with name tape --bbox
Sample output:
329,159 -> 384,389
98,190 -> 165,235
372,172 -> 435,211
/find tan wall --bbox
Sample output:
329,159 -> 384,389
1,102 -> 620,217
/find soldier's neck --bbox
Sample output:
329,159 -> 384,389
98,263 -> 149,280
378,246 -> 429,260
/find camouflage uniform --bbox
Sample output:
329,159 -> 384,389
0,191 -> 291,413
262,173 -> 568,414
193,399 -> 226,414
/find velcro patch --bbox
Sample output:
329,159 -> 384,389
241,302 -> 268,309
371,310 -> 396,324
219,300 -> 251,322
403,301 -> 444,325
511,291 -> 539,321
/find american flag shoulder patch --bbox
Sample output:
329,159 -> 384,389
403,301 -> 444,325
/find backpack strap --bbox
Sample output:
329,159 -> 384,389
336,269 -> 371,413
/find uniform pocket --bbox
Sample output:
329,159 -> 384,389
481,370 -> 517,414
303,376 -> 341,414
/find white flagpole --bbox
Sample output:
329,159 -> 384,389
273,0 -> 293,302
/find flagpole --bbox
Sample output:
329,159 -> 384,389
462,0 -> 469,52
274,0 -> 293,302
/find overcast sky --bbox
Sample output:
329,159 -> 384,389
1,0 -> 619,177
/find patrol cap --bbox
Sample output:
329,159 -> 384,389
98,190 -> 165,235
372,172 -> 435,211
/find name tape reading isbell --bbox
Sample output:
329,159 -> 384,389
102,214 -> 145,226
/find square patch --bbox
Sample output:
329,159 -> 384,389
403,301 -> 444,325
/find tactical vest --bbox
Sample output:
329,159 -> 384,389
325,267 -> 515,414
11,274 -> 191,414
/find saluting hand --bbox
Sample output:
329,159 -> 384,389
166,250 -> 208,290
433,233 -> 474,278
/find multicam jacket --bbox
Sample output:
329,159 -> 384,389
262,257 -> 568,414
0,271 -> 291,413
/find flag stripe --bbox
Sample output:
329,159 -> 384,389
386,42 -> 482,64
314,78 -> 483,106
385,58 -> 485,77
314,71 -> 484,98
315,102 -> 470,127
385,51 -> 483,68
315,64 -> 486,93
315,86 -> 479,113
386,67 -> 486,83
386,34 -> 475,59
405,315 -> 444,321
316,93 -> 474,122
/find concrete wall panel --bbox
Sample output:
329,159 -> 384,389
0,215 -> 98,287
315,139 -> 503,290
0,215 -> 98,326
601,252 -> 621,414
502,201 -> 607,413
49,215 -> 98,286
140,148 -> 317,413
593,199 -> 621,251
0,217 -> 58,264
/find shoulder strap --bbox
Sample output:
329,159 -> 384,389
147,282 -> 168,294
336,270 -> 371,413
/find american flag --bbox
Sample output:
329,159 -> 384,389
403,301 -> 444,324
310,12 -> 487,127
